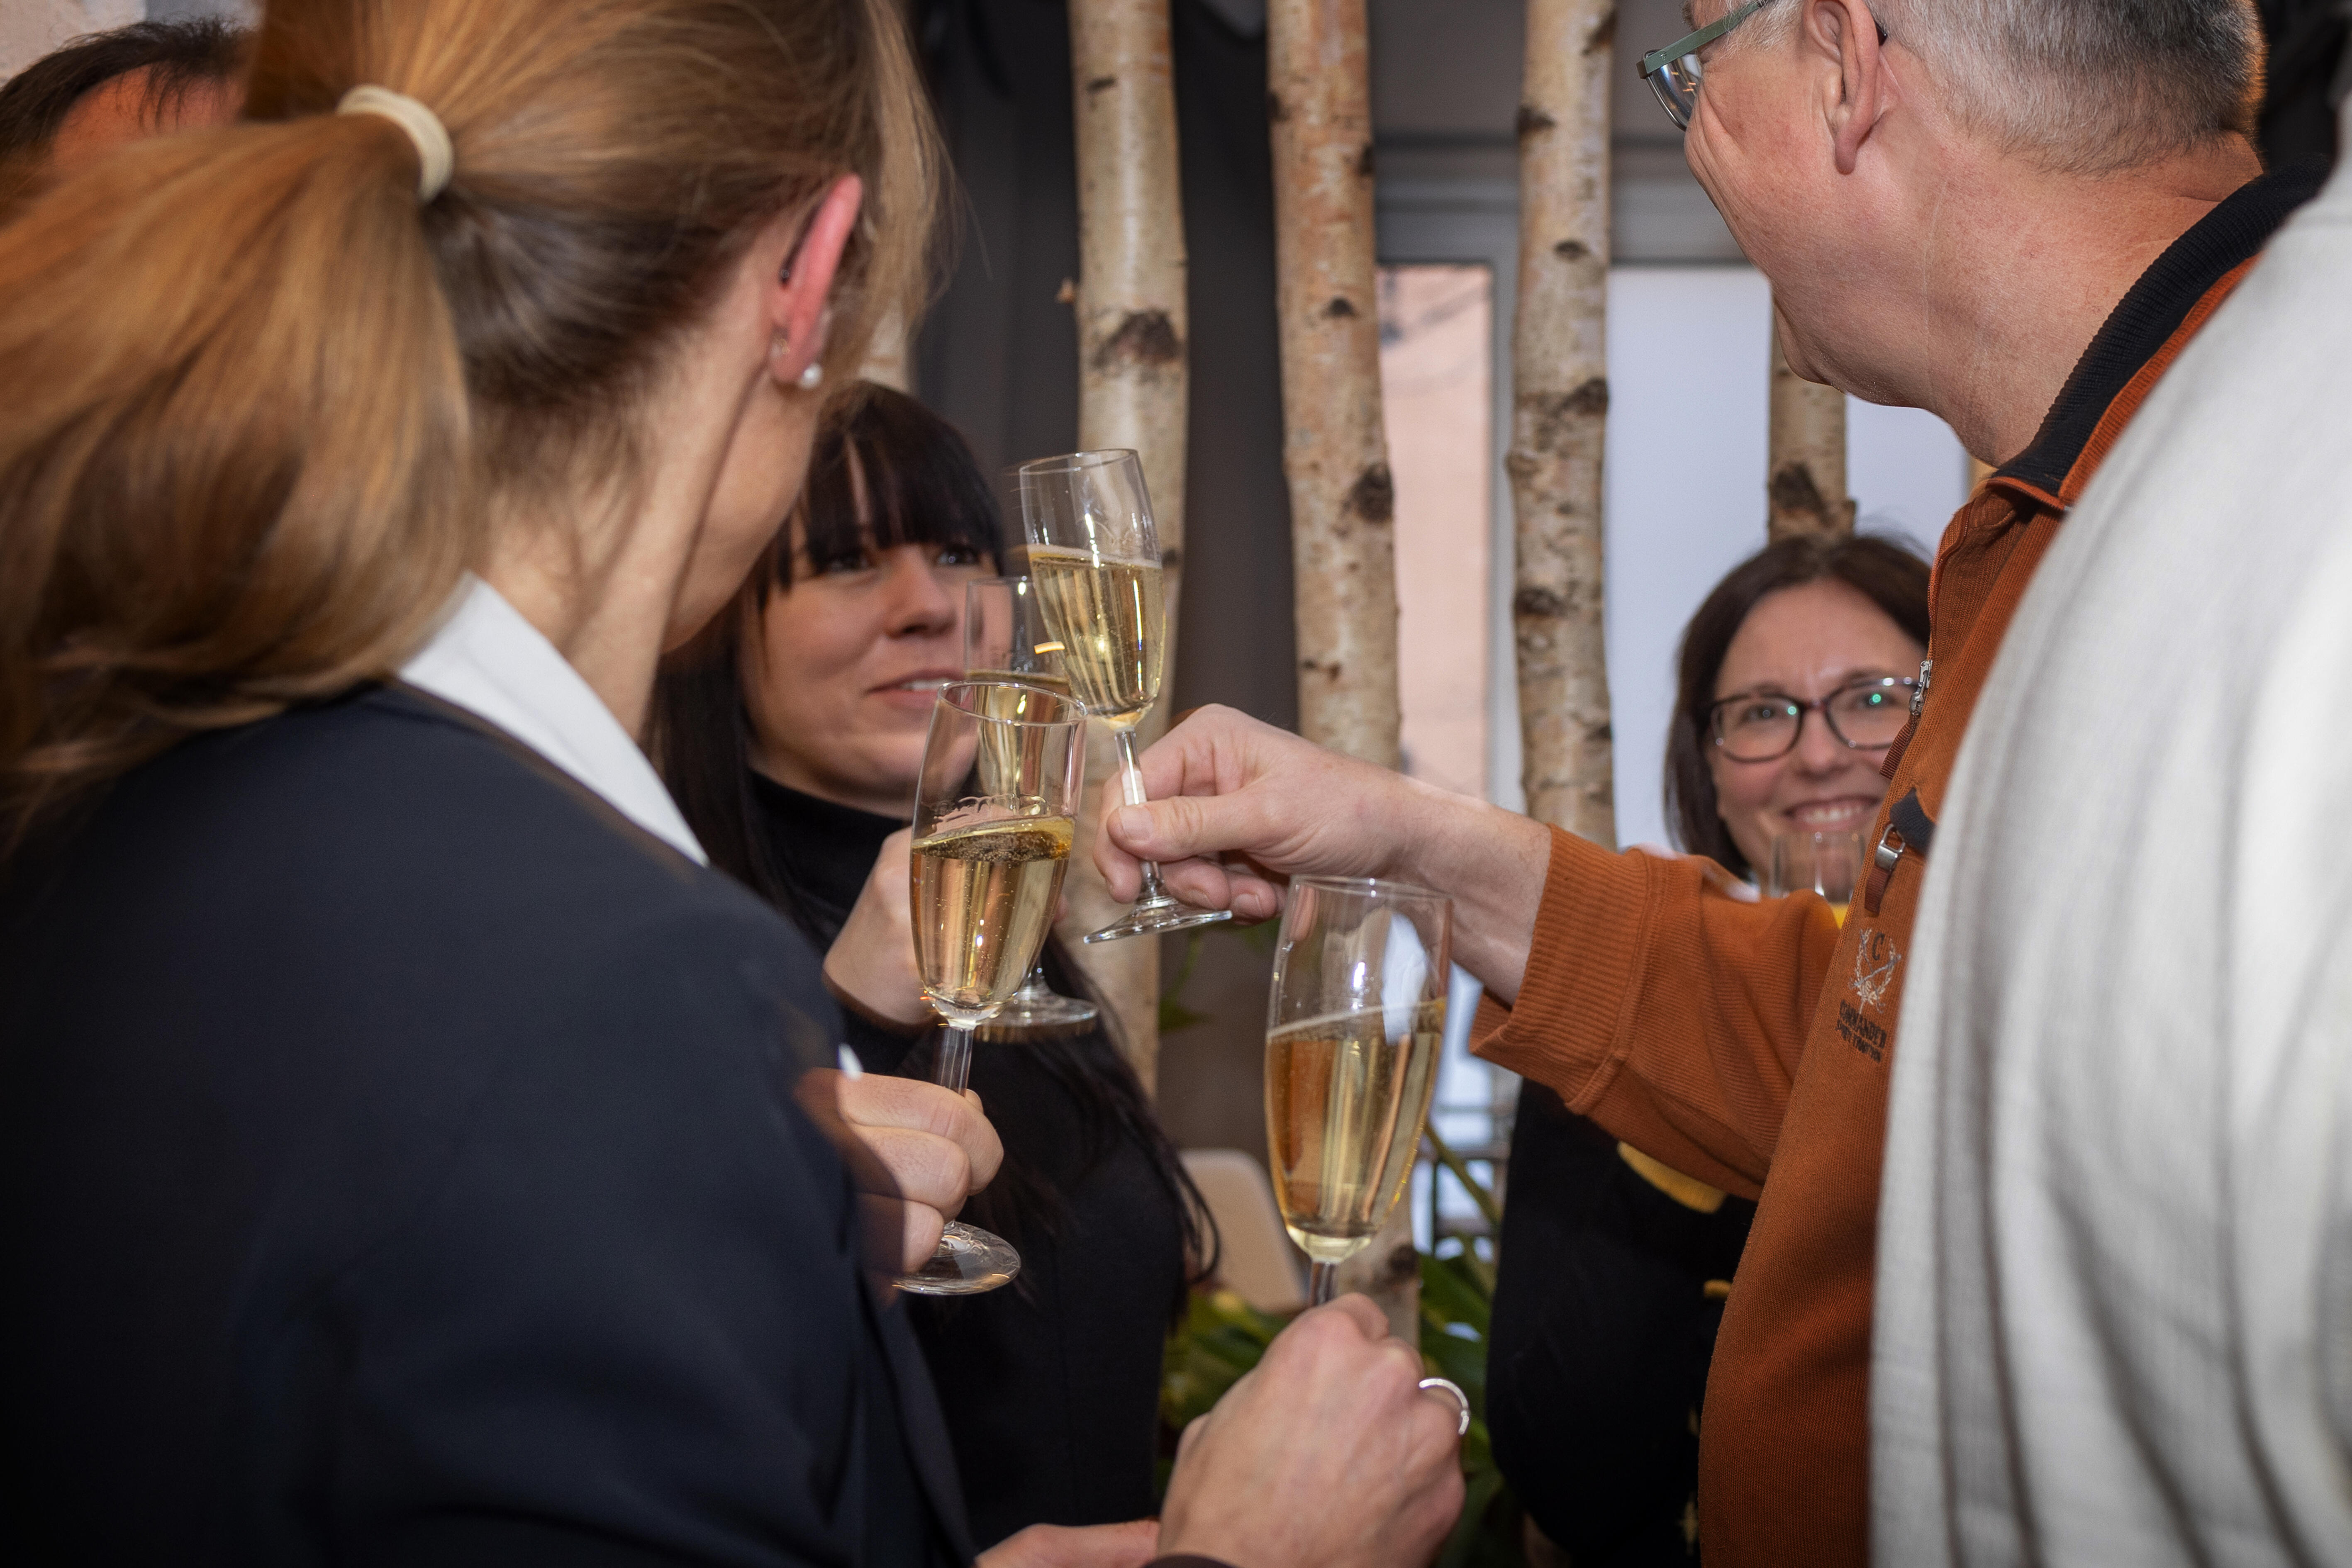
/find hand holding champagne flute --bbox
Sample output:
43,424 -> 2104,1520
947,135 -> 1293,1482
1264,877 -> 1453,1305
899,679 -> 1087,1295
1017,449 -> 1231,943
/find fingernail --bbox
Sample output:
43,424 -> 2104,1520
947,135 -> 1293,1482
1110,805 -> 1150,845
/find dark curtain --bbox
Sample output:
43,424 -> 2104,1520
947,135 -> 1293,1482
912,0 -> 1298,735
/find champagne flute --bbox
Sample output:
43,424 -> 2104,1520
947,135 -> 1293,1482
1016,449 -> 1231,944
899,679 -> 1087,1295
1263,877 -> 1453,1305
963,576 -> 1099,1032
1768,830 -> 1864,923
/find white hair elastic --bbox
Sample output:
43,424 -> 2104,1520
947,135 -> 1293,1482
336,85 -> 453,202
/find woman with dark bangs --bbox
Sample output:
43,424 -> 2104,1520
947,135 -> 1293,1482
0,0 -> 1472,1556
653,381 -> 1209,1551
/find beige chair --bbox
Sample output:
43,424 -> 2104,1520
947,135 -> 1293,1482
1181,1148 -> 1307,1314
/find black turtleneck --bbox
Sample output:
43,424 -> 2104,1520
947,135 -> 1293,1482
748,771 -> 1184,1549
750,771 -> 899,945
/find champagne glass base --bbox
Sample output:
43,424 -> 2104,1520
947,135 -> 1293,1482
895,1221 -> 1021,1296
1083,899 -> 1232,944
979,988 -> 1099,1035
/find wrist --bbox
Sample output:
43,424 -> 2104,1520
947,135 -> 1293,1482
1383,777 -> 1549,1006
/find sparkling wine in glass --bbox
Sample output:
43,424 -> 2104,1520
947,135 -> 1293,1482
1263,877 -> 1453,1305
899,679 -> 1087,1295
1768,830 -> 1864,923
1016,449 -> 1230,944
963,576 -> 1098,1033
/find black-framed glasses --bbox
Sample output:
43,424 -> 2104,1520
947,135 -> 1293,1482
1708,676 -> 1917,762
1636,1 -> 1887,131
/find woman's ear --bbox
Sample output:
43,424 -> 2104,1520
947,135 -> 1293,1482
769,175 -> 865,391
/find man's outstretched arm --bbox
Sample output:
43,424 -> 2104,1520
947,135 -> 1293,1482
1093,705 -> 1553,1004
1097,706 -> 1841,1193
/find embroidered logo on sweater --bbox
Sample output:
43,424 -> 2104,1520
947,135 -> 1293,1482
1850,928 -> 1902,1011
1831,930 -> 1904,1064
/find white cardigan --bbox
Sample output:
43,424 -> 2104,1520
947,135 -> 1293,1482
1871,114 -> 2352,1566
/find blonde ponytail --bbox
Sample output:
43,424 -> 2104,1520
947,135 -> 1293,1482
0,111 -> 473,838
0,0 -> 939,845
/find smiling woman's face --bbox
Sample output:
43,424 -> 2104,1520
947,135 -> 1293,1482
741,509 -> 991,818
1705,575 -> 1926,873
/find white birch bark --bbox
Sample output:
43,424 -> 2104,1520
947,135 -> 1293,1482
1267,0 -> 1414,1337
855,304 -> 912,394
1060,0 -> 1189,1094
1767,316 -> 1855,541
1509,0 -> 1616,848
1269,0 -> 1400,772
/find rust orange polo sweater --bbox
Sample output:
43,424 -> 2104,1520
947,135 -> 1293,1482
1472,166 -> 2320,1568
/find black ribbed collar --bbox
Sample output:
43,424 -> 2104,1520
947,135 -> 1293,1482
1996,160 -> 2327,495
748,771 -> 902,946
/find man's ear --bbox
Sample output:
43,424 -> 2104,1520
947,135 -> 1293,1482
1806,0 -> 1890,175
768,175 -> 865,390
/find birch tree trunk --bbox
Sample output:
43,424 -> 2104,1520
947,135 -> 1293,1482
1267,0 -> 1413,1338
1270,0 -> 1400,772
1766,317 -> 1854,541
855,304 -> 911,393
1059,0 -> 1189,1094
1509,0 -> 1615,848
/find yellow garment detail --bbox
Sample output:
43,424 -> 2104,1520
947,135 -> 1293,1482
1617,1142 -> 1728,1214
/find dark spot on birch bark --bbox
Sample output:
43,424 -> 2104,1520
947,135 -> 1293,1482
1356,142 -> 1376,178
1590,722 -> 1613,743
1514,586 -> 1568,620
1371,1239 -> 1418,1290
1585,7 -> 1617,54
1554,239 -> 1590,261
1527,379 -> 1611,451
1324,296 -> 1357,319
1348,463 -> 1395,524
1769,462 -> 1830,518
1091,309 -> 1183,370
1086,75 -> 1117,93
1267,91 -> 1288,123
1301,657 -> 1343,679
1517,104 -> 1556,139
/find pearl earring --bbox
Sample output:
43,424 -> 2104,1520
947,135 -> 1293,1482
797,361 -> 824,391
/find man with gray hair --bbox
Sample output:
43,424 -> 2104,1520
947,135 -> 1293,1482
1082,2 -> 2318,1564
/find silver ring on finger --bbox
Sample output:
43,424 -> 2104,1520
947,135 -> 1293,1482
1417,1375 -> 1471,1437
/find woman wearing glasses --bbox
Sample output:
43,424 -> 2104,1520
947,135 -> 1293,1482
1487,533 -> 1928,1567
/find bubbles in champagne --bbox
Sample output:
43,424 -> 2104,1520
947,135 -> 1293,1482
911,814 -> 1073,1026
1263,1001 -> 1446,1263
1025,549 -> 1165,728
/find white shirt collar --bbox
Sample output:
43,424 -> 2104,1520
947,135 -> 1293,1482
399,577 -> 708,865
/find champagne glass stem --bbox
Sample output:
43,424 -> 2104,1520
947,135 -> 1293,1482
1113,727 -> 1177,904
1308,1260 -> 1338,1306
933,1024 -> 974,1096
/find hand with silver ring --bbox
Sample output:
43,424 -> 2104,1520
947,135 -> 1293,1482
1417,1376 -> 1471,1437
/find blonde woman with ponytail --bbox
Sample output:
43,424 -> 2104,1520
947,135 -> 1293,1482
0,4 -> 1466,1565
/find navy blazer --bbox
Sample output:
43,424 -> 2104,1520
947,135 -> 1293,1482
0,685 -> 974,1566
